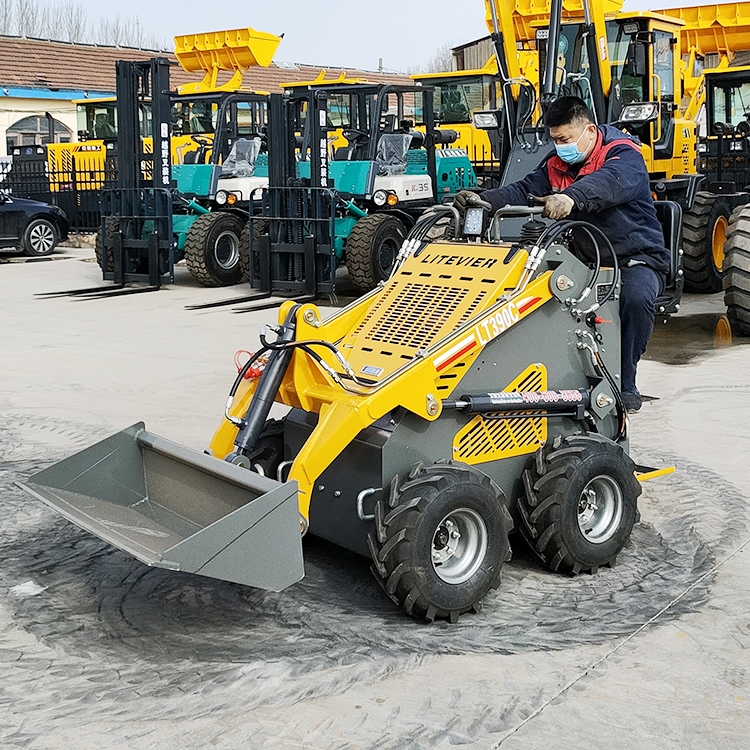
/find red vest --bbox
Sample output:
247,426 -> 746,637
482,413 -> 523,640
547,130 -> 642,191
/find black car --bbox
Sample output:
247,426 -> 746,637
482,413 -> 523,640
0,192 -> 69,256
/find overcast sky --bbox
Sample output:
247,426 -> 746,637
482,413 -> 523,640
70,0 -> 731,73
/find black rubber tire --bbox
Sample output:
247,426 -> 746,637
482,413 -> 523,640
94,216 -> 119,271
184,212 -> 245,287
416,207 -> 456,241
346,213 -> 406,292
368,462 -> 513,623
723,204 -> 750,336
246,419 -> 284,480
682,192 -> 732,293
22,218 -> 58,257
239,217 -> 268,283
517,433 -> 641,575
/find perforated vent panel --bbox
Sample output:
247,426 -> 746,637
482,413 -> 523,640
359,284 -> 467,348
453,364 -> 548,465
341,241 -> 524,381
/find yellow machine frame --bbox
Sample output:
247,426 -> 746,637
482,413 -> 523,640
412,58 -> 537,173
210,239 -> 553,521
33,27 -> 281,196
412,1 -> 750,184
174,27 -> 281,95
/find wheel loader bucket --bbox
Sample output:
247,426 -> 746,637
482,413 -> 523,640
17,423 -> 304,592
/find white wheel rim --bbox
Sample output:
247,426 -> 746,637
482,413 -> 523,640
30,222 -> 54,253
431,508 -> 488,584
213,229 -> 239,270
577,475 -> 624,544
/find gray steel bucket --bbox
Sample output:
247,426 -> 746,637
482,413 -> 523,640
17,423 -> 304,592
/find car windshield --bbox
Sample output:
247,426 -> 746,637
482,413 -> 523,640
171,100 -> 218,135
413,75 -> 499,125
433,76 -> 493,124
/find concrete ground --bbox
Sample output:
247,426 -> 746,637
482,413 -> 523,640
0,247 -> 748,749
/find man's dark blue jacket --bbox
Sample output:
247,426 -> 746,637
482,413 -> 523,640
480,124 -> 670,276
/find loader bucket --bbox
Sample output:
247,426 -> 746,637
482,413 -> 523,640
17,423 -> 304,592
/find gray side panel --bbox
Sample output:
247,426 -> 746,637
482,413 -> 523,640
381,256 -> 623,505
285,409 -> 387,557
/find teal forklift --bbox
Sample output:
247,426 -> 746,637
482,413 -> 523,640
85,57 -> 269,297
250,82 -> 477,297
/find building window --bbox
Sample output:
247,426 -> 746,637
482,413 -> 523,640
6,115 -> 72,152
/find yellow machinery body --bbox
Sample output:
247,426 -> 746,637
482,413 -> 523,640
418,1 -> 750,184
174,27 -> 281,95
412,57 -> 539,175
32,26 -> 280,196
210,237 -> 555,520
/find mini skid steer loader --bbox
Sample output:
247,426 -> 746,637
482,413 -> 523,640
20,198 -> 672,622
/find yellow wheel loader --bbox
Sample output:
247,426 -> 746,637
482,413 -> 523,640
18,200 -> 678,621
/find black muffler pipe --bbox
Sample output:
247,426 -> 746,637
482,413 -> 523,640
229,306 -> 299,458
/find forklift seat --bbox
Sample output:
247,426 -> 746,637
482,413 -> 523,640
334,146 -> 356,161
375,133 -> 412,175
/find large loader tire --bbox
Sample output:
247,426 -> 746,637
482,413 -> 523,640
682,192 -> 732,293
346,213 -> 406,292
368,462 -> 512,623
239,217 -> 268,283
184,212 -> 245,287
517,434 -> 641,575
94,217 -> 119,272
723,204 -> 750,336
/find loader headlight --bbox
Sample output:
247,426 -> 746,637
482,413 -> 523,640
472,111 -> 499,129
373,190 -> 388,206
619,102 -> 658,123
215,190 -> 228,205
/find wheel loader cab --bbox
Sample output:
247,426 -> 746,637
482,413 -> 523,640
701,67 -> 750,187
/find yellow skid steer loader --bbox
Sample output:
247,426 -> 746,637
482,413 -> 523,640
19,199 -> 678,621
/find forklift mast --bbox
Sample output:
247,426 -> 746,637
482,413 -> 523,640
104,58 -> 175,288
115,58 -> 174,191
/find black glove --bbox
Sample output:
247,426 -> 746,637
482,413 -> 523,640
453,190 -> 484,214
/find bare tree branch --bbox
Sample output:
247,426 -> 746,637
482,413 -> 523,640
409,41 -> 455,75
0,0 -> 167,48
61,2 -> 88,42
16,0 -> 40,37
0,0 -> 14,34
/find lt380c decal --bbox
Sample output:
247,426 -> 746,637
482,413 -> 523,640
432,294 -> 545,372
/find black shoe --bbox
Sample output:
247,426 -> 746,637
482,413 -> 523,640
621,391 -> 642,413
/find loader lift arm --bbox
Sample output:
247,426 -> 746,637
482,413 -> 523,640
485,0 -> 617,123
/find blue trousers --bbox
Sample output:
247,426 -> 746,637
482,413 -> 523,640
619,265 -> 664,394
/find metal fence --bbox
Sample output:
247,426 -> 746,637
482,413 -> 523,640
0,149 -> 118,232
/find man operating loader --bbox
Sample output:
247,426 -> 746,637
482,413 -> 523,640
455,96 -> 669,413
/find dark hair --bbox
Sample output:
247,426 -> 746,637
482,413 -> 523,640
546,96 -> 595,128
